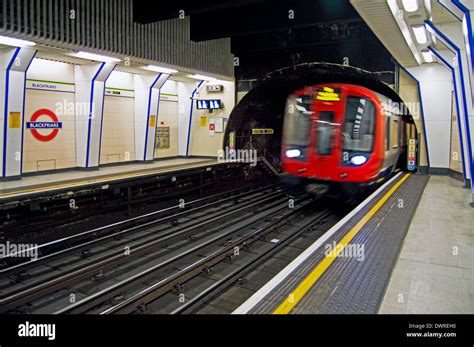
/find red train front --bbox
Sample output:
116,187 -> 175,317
281,83 -> 416,194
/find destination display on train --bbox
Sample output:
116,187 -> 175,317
315,87 -> 341,101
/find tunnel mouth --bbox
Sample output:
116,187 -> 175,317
224,62 -> 414,171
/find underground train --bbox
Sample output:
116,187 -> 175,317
281,83 -> 417,194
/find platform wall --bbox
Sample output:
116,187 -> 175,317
23,59 -> 76,173
399,69 -> 428,167
190,80 -> 235,157
449,91 -> 463,174
406,65 -> 456,171
21,58 -> 234,174
101,71 -> 135,164
153,81 -> 178,159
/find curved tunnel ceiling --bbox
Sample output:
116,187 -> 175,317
223,62 -> 414,167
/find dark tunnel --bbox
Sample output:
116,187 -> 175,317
223,62 -> 415,171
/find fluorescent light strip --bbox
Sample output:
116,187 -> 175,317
0,35 -> 36,47
188,74 -> 216,81
142,65 -> 178,74
412,25 -> 428,44
421,50 -> 434,63
402,0 -> 419,12
387,0 -> 422,65
72,51 -> 121,63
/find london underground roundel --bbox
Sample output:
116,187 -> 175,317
26,109 -> 62,142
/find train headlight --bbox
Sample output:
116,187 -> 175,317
286,149 -> 302,158
350,155 -> 367,166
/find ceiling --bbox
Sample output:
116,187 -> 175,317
134,0 -> 396,80
350,0 -> 460,68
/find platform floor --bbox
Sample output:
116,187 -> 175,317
0,158 -> 217,200
380,175 -> 474,313
234,172 -> 430,314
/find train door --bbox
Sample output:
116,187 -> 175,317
308,100 -> 344,178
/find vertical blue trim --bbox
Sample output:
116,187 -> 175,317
85,62 -> 106,168
437,0 -> 463,20
143,73 -> 162,161
20,50 -> 37,176
2,47 -> 21,177
426,20 -> 474,183
429,47 -> 467,178
152,89 -> 162,159
399,65 -> 431,168
452,1 -> 474,91
186,80 -> 204,157
152,75 -> 170,160
97,64 -> 116,165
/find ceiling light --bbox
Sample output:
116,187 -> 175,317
421,50 -> 434,63
188,74 -> 217,81
402,0 -> 419,12
412,25 -> 428,44
71,51 -> 121,63
0,35 -> 36,47
142,65 -> 178,74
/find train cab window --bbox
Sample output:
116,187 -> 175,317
343,96 -> 375,153
283,95 -> 312,148
315,111 -> 334,155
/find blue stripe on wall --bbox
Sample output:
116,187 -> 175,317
143,73 -> 162,161
2,47 -> 21,177
429,47 -> 467,179
399,65 -> 431,168
97,64 -> 116,165
85,62 -> 106,168
20,50 -> 38,176
426,20 -> 474,184
186,80 -> 204,157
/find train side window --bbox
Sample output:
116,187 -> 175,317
391,119 -> 399,149
385,116 -> 390,151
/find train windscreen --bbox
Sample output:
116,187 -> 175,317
283,95 -> 312,148
342,96 -> 375,153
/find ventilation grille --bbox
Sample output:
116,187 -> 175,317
0,0 -> 234,77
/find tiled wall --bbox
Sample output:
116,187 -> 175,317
449,91 -> 463,173
190,80 -> 235,157
23,89 -> 76,173
155,100 -> 179,158
100,95 -> 136,164
399,70 -> 428,167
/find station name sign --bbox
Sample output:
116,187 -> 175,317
26,80 -> 75,93
26,109 -> 62,142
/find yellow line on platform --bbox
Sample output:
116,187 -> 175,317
272,173 -> 411,314
0,161 -> 216,198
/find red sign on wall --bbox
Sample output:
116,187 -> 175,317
26,109 -> 62,142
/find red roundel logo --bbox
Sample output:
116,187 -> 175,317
26,109 -> 62,142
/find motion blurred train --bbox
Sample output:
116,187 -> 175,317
281,83 -> 417,194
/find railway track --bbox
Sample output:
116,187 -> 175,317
1,182 -> 278,271
0,184 -> 294,313
1,179 -> 365,315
